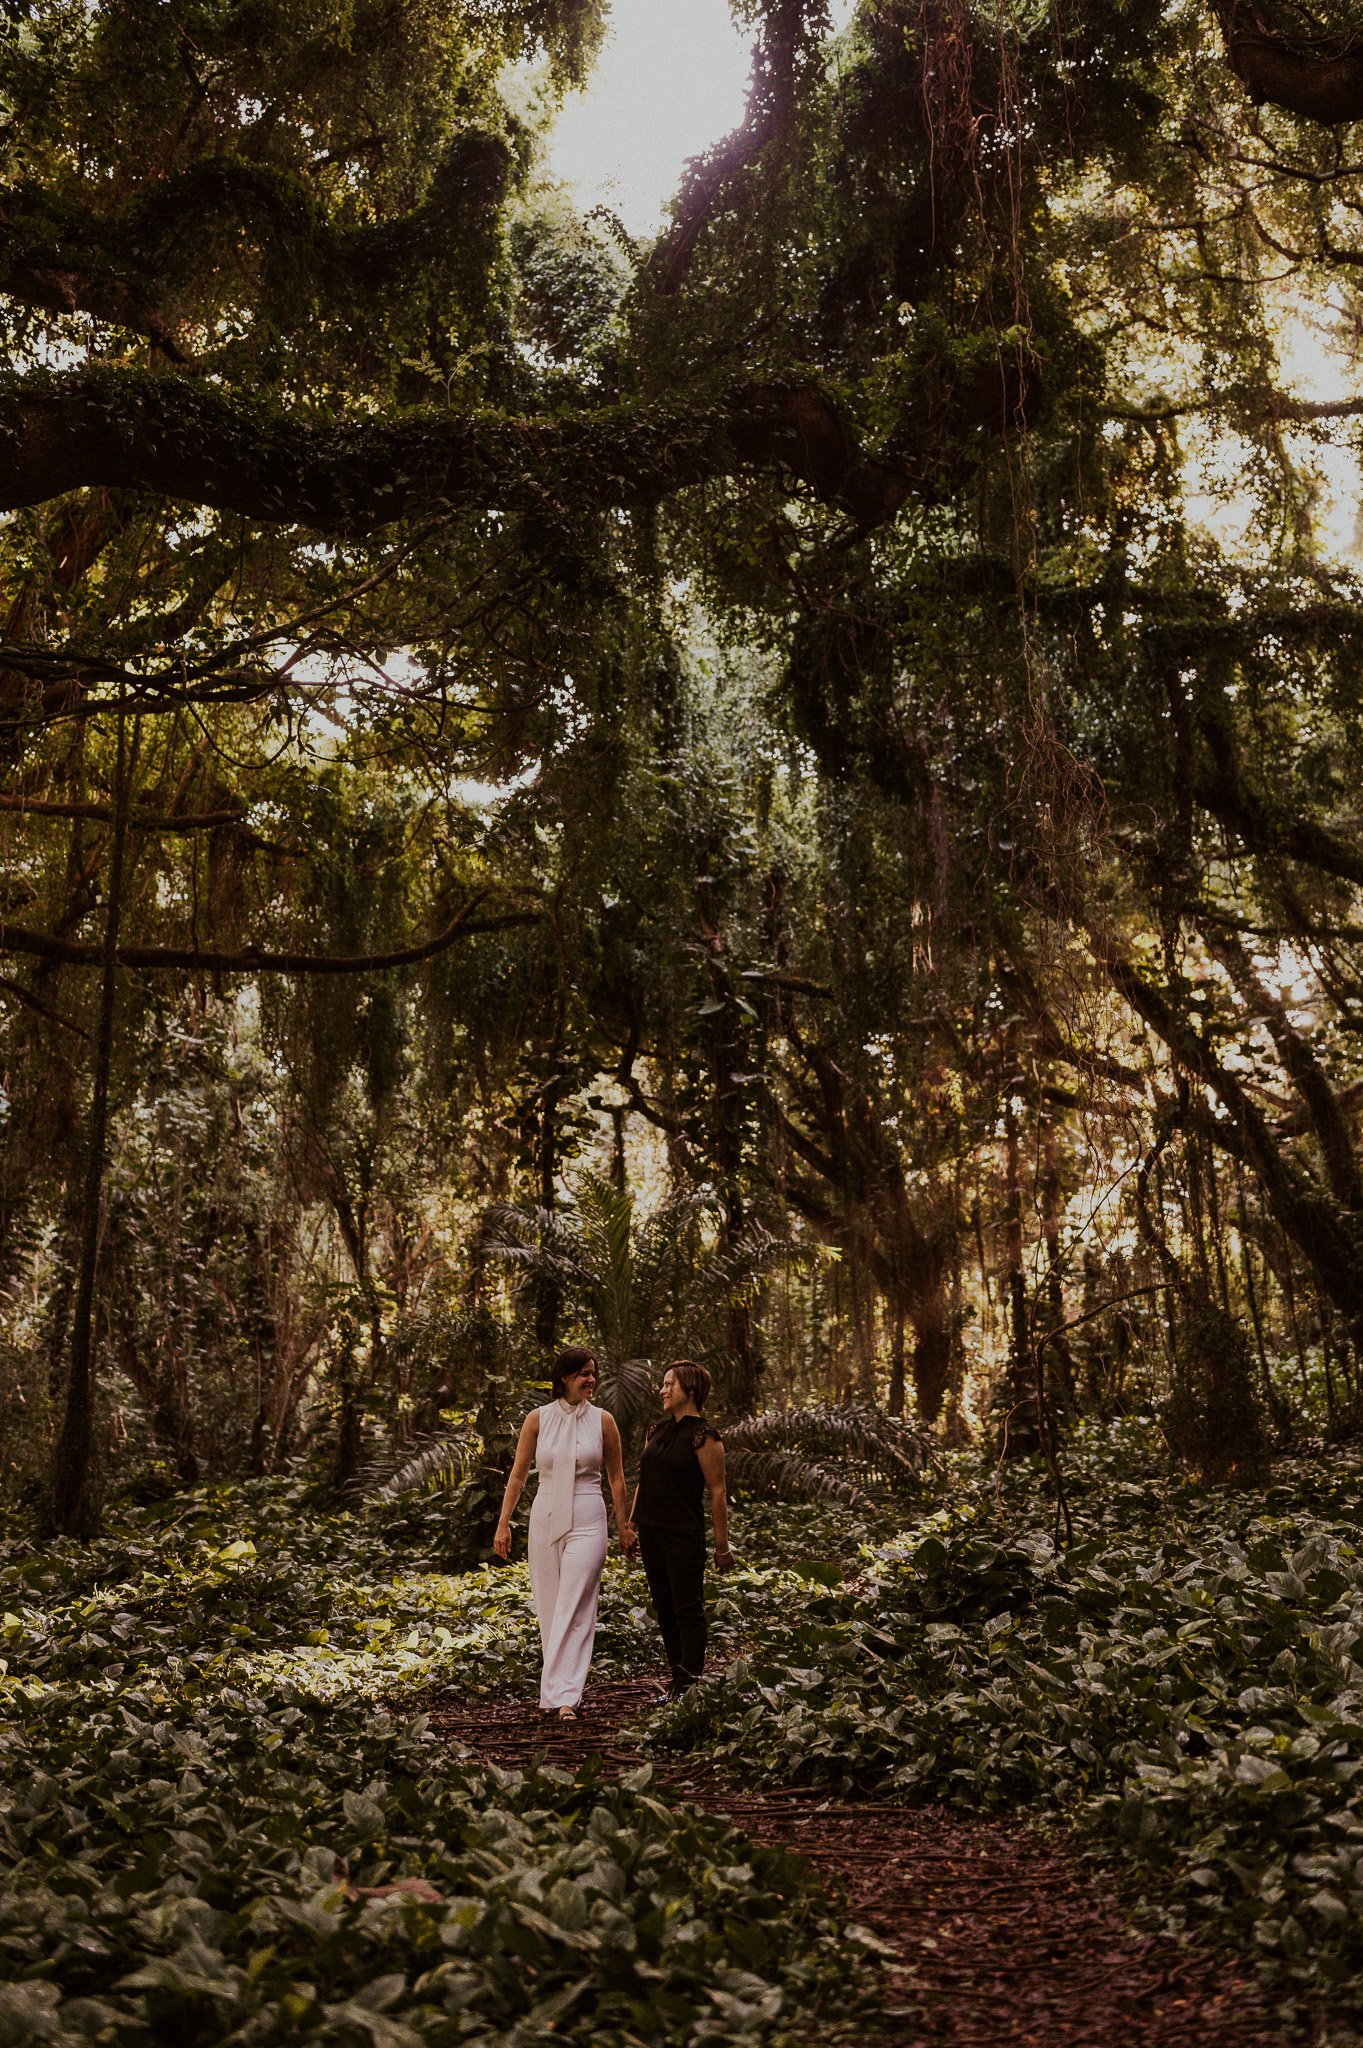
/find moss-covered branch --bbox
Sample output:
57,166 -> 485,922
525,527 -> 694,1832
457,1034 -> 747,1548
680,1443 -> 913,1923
0,133 -> 512,356
0,366 -> 916,532
1214,3 -> 1363,122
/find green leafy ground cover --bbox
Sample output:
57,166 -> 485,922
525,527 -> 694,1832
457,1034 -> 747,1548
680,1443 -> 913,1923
654,1426 -> 1363,2030
0,1486 -> 875,2048
10,1436 -> 1363,2044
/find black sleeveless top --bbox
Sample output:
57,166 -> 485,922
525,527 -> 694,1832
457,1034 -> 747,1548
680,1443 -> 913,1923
635,1416 -> 719,1535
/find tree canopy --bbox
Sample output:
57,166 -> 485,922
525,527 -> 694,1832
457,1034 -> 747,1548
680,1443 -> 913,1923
6,0 -> 1363,1521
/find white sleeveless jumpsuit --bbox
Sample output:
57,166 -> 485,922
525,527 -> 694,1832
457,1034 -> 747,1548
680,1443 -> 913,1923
527,1398 -> 607,1710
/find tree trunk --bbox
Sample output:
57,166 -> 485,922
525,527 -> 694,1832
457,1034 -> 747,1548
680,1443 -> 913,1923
888,1302 -> 906,1418
330,1184 -> 380,1493
331,1306 -> 365,1492
1000,1084 -> 1039,1456
1040,1120 -> 1074,1412
51,710 -> 134,1537
240,1211 -> 279,1475
43,1186 -> 82,1413
535,1077 -> 563,1351
851,1251 -> 877,1400
912,1297 -> 953,1421
699,886 -> 761,1412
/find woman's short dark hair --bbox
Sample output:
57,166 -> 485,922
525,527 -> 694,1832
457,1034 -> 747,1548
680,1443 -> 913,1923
669,1359 -> 711,1411
551,1347 -> 597,1398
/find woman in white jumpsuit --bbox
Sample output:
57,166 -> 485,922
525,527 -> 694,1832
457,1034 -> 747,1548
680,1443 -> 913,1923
493,1349 -> 633,1717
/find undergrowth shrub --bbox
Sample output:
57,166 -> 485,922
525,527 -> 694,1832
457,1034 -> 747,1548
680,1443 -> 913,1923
1164,1299 -> 1270,1485
0,1689 -> 871,2048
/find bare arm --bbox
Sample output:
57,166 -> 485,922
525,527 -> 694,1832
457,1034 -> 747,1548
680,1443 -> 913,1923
696,1436 -> 733,1569
600,1413 -> 635,1549
493,1412 -> 539,1560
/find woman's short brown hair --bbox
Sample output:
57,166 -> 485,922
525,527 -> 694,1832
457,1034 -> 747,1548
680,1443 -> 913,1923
551,1347 -> 597,1399
669,1359 -> 711,1411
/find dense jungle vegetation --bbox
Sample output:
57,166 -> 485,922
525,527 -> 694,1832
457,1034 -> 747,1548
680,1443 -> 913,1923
9,0 -> 1363,2038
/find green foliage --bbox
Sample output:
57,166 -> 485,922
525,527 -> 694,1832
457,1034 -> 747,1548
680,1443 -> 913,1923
0,1486 -> 874,2047
9,0 -> 1363,1532
21,1433 -> 1363,2034
13,0 -> 1363,2005
0,1693 -> 867,2048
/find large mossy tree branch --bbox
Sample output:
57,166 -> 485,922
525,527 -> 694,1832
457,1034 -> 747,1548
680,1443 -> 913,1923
0,367 -> 917,532
1214,3 -> 1363,122
0,133 -> 512,357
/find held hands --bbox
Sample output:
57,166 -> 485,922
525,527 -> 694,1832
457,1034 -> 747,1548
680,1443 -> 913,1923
492,1521 -> 513,1561
618,1520 -> 638,1557
714,1545 -> 736,1573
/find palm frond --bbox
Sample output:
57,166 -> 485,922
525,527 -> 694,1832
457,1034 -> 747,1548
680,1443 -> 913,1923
723,1404 -> 941,1496
483,1176 -> 807,1389
483,1203 -> 589,1285
595,1356 -> 661,1441
723,1447 -> 874,1508
574,1173 -> 639,1357
373,1428 -> 481,1501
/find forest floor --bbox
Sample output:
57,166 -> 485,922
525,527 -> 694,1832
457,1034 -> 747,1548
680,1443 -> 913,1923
5,1438 -> 1357,2047
431,1676 -> 1313,2048
429,1679 -> 1309,2048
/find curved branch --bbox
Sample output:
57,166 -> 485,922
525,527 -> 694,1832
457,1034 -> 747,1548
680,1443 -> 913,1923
0,972 -> 92,1040
0,901 -> 541,975
1097,937 -> 1363,1330
0,794 -> 247,831
1195,705 -> 1363,885
1204,925 -> 1363,1211
0,247 -> 191,362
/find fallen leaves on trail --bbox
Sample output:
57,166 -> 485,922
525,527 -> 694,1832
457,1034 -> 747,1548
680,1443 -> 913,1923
335,1856 -> 447,1904
433,1681 -> 1309,2048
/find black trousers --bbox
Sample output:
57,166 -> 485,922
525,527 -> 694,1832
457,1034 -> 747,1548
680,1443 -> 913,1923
637,1525 -> 707,1686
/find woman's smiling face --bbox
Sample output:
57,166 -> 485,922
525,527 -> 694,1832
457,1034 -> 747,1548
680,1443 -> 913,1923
562,1361 -> 597,1403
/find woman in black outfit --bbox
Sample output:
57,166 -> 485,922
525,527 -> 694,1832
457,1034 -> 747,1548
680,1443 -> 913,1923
629,1360 -> 733,1698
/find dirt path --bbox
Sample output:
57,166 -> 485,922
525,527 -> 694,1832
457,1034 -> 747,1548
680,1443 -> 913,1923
429,1679 -> 1315,2048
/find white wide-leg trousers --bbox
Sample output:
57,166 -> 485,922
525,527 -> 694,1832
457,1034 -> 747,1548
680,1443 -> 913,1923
528,1491 -> 607,1709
